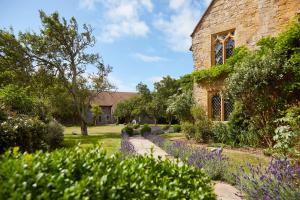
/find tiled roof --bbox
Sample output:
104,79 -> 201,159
91,91 -> 137,108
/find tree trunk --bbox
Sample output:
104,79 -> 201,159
154,118 -> 157,125
81,120 -> 88,136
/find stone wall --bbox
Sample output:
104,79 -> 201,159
191,0 -> 300,115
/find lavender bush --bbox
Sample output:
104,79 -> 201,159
235,159 -> 300,200
120,132 -> 136,154
144,133 -> 229,180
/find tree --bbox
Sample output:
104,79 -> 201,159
226,16 -> 300,147
153,76 -> 179,124
20,11 -> 113,135
114,99 -> 136,123
91,105 -> 102,126
0,29 -> 33,87
167,90 -> 194,122
177,74 -> 194,92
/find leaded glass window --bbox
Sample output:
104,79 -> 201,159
215,42 -> 223,65
224,98 -> 234,121
213,30 -> 235,65
226,38 -> 235,59
212,94 -> 221,121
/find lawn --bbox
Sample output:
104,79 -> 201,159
63,125 -> 124,155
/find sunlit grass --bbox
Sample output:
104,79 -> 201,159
63,125 -> 124,155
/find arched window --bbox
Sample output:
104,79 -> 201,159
213,30 -> 235,65
212,94 -> 221,121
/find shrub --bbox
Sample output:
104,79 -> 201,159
121,126 -> 134,136
133,124 -> 140,129
228,103 -> 260,147
0,115 -> 64,153
194,120 -> 212,143
173,124 -> 181,132
211,122 -> 231,144
162,124 -> 170,130
0,115 -> 47,153
140,124 -> 151,136
181,121 -> 195,139
235,159 -> 300,200
0,146 -> 216,199
45,120 -> 64,150
192,106 -> 213,143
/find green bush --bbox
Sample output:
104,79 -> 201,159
45,120 -> 64,150
173,124 -> 181,133
122,126 -> 134,136
181,122 -> 195,139
0,146 -> 216,199
0,115 -> 64,153
140,124 -> 151,136
133,124 -> 140,129
192,106 -> 212,143
162,124 -> 170,130
227,102 -> 260,147
211,122 -> 231,144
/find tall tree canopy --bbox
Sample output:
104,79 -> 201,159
20,11 -> 113,135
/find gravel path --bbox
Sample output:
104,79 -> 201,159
129,135 -> 243,200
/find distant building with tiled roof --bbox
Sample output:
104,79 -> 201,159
88,92 -> 137,124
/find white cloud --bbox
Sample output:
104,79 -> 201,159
134,53 -> 167,62
169,0 -> 185,10
93,0 -> 153,43
79,0 -> 98,10
153,0 -> 205,52
108,74 -> 137,92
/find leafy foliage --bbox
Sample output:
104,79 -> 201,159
121,126 -> 134,136
0,146 -> 216,199
0,115 -> 64,153
226,17 -> 300,147
20,11 -> 113,135
167,90 -> 194,122
172,124 -> 181,133
0,85 -> 35,115
211,122 -> 230,144
140,124 -> 151,136
193,47 -> 249,84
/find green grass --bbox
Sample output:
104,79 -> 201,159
63,125 -> 124,155
160,132 -> 186,140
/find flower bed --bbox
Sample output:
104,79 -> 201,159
235,159 -> 300,199
120,132 -> 136,154
143,132 -> 229,180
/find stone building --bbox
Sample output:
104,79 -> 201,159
190,0 -> 300,121
88,92 -> 137,124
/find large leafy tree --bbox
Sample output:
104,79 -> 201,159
226,16 -> 300,146
0,29 -> 33,87
20,11 -> 113,135
153,76 -> 179,124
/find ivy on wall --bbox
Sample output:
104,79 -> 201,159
192,47 -> 249,84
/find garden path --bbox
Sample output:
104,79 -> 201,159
129,135 -> 243,200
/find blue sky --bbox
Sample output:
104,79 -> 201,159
0,0 -> 210,91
